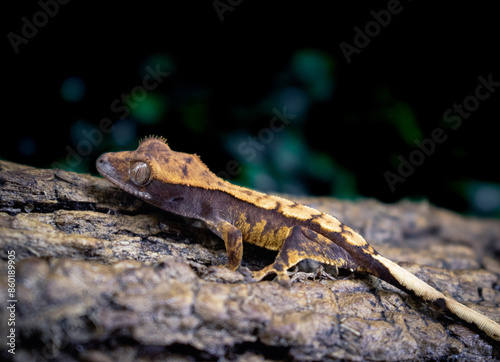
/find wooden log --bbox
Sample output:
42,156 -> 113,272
1,160 -> 499,360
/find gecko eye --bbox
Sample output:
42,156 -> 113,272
129,161 -> 152,186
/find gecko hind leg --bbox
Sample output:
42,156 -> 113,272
249,226 -> 361,287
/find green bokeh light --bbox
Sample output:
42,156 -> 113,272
290,48 -> 335,101
385,102 -> 422,144
128,93 -> 165,124
139,53 -> 175,78
61,76 -> 86,102
181,100 -> 209,133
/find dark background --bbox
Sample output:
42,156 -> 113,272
3,1 -> 500,217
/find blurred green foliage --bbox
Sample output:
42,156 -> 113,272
128,93 -> 165,125
54,50 -> 500,218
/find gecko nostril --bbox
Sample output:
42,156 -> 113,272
96,156 -> 107,168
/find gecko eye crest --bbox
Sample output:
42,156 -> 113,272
129,161 -> 152,186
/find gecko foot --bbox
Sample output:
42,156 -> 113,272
275,271 -> 292,288
239,266 -> 253,278
245,266 -> 292,288
220,262 -> 239,272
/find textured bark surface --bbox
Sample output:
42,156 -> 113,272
1,159 -> 500,361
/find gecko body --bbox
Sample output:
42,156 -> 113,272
96,136 -> 500,341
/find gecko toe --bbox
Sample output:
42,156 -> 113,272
239,266 -> 253,277
247,266 -> 292,287
249,268 -> 271,282
275,272 -> 292,288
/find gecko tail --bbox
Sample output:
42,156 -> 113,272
372,254 -> 500,341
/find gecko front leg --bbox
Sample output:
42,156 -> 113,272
205,220 -> 244,270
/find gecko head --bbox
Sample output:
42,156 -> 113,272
96,136 -> 222,202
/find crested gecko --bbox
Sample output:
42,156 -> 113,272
96,136 -> 500,342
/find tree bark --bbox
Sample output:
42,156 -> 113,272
1,160 -> 499,360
